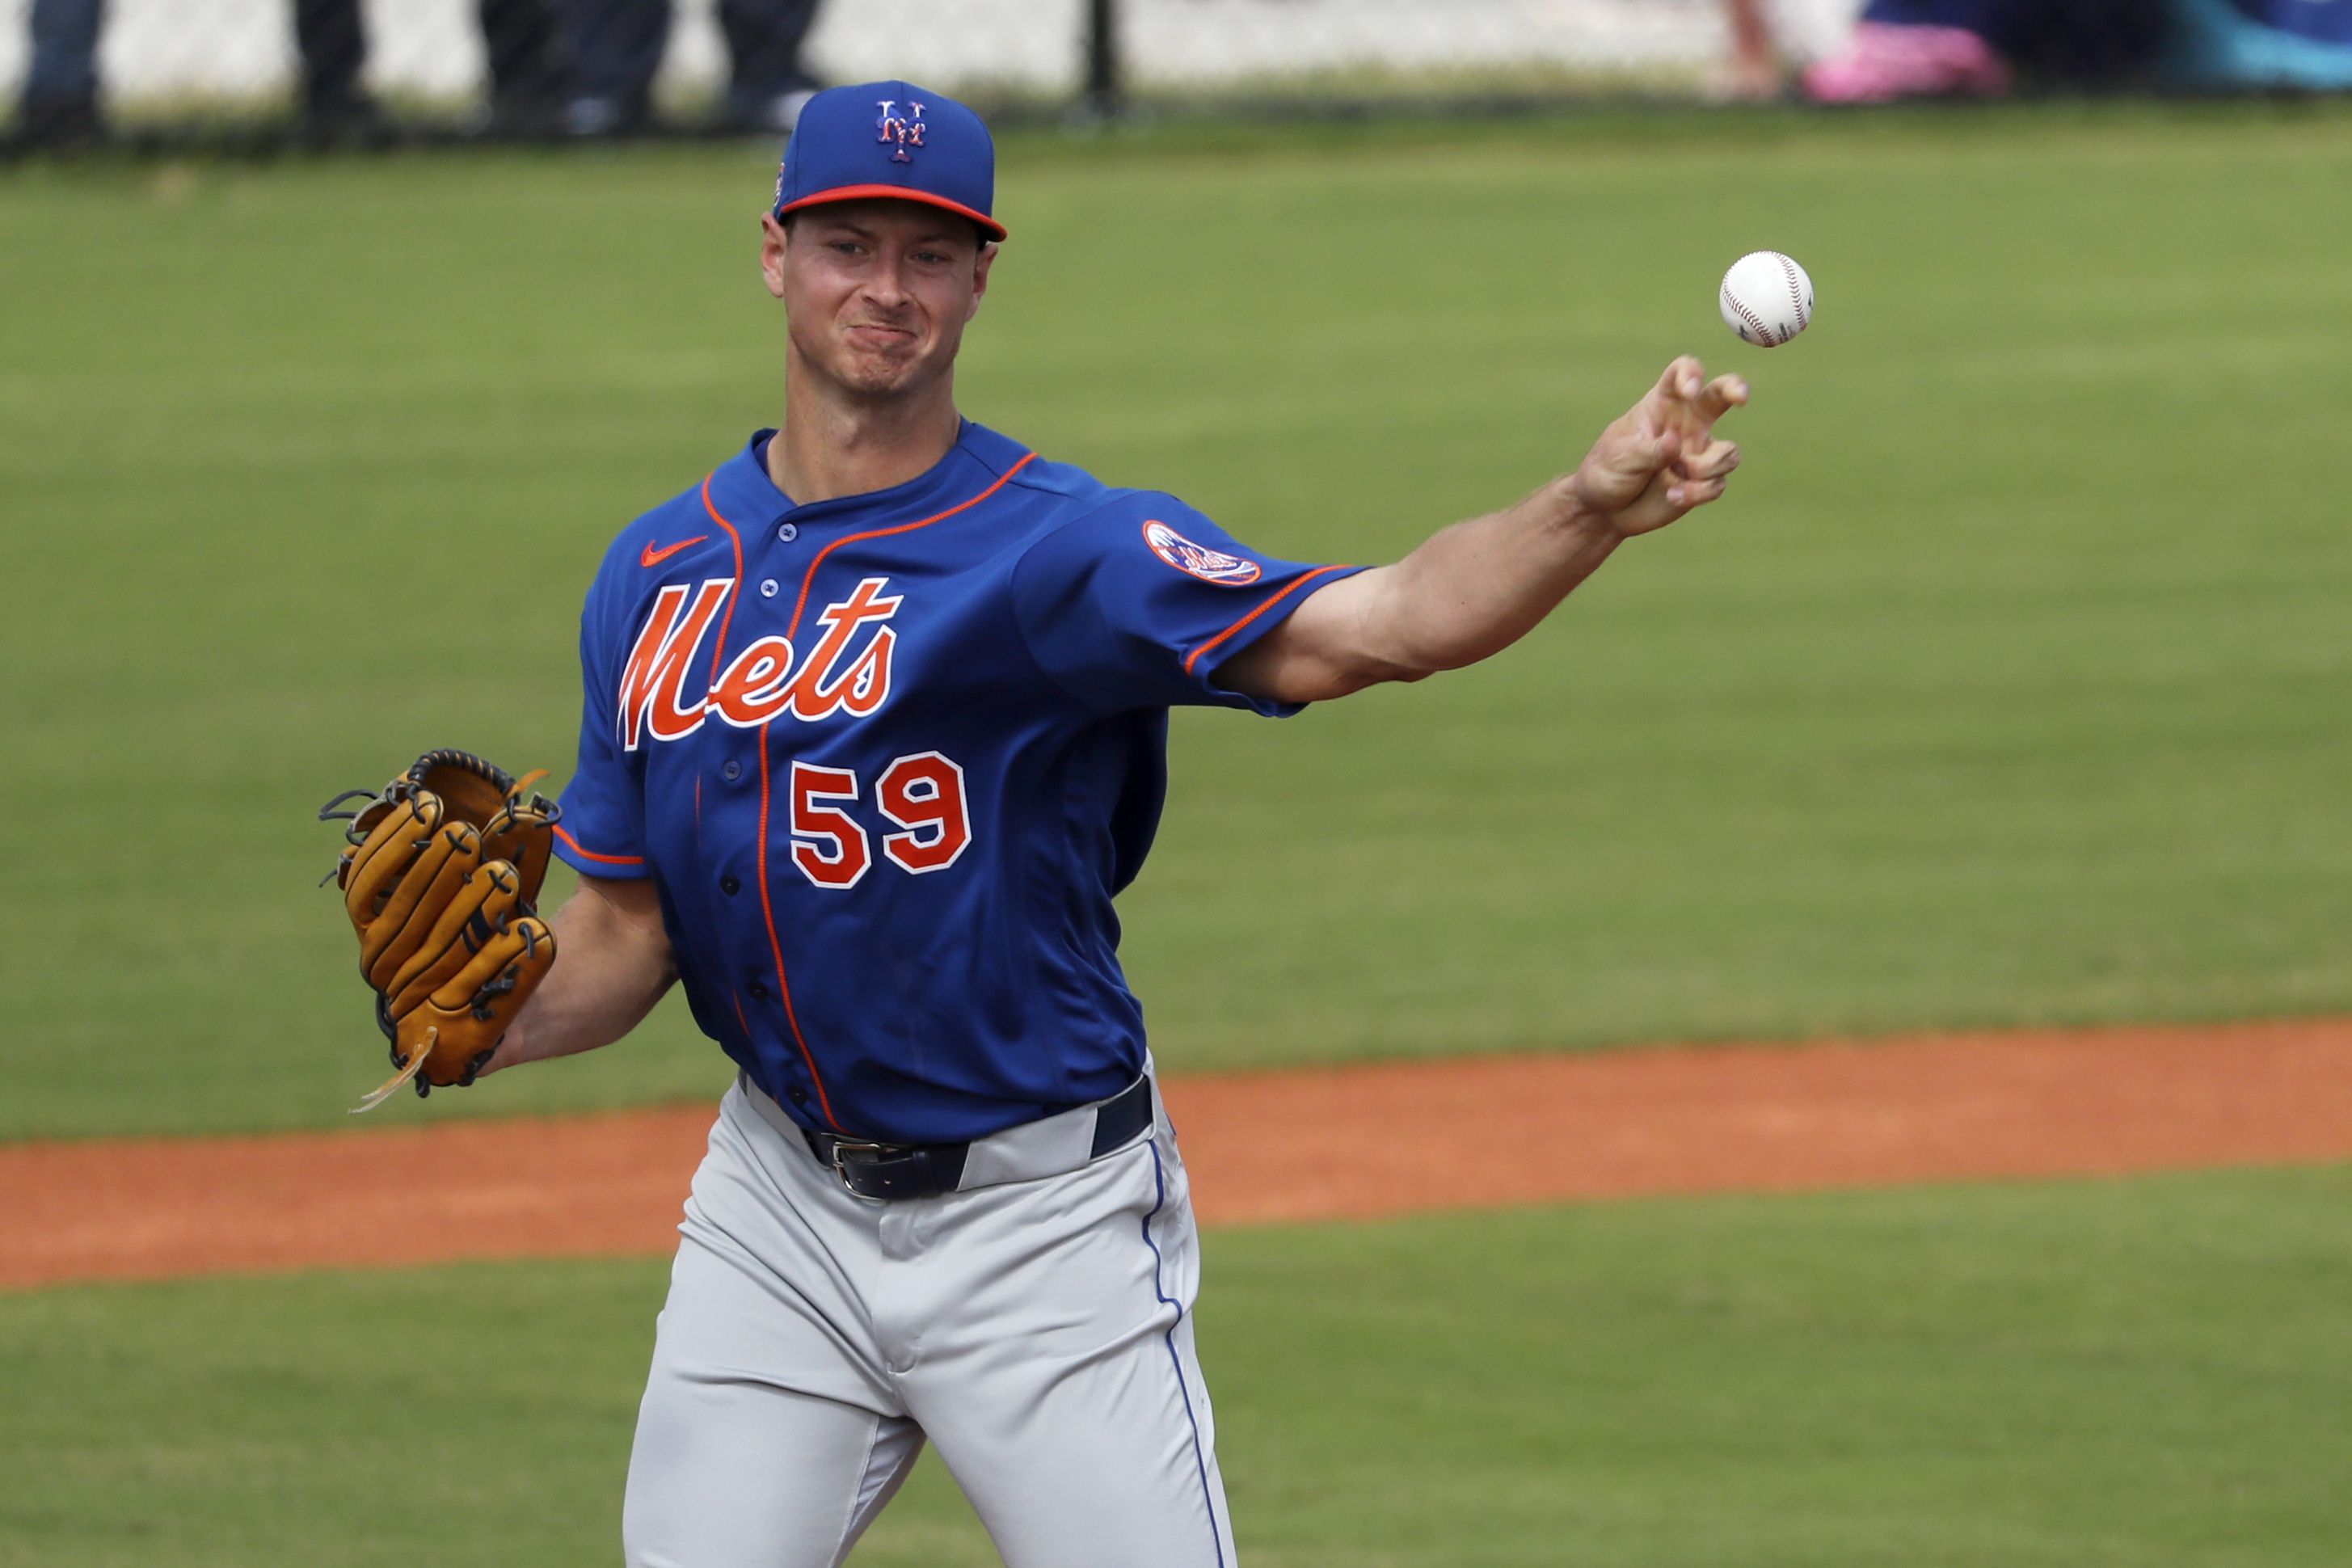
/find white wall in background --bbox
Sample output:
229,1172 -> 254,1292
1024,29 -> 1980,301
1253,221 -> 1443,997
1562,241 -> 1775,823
0,0 -> 1865,103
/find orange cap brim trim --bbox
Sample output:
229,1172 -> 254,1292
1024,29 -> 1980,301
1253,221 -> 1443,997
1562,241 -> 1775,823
773,183 -> 1007,241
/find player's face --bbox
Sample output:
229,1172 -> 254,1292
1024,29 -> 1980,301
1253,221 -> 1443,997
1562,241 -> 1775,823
763,201 -> 995,403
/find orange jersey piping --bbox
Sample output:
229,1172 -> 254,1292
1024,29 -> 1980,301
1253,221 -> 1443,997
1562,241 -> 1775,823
1182,565 -> 1352,678
698,475 -> 748,685
754,717 -> 841,1130
553,823 -> 644,867
784,450 -> 1039,640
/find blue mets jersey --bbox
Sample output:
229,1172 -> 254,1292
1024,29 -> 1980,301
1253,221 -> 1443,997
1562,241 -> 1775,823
553,419 -> 1363,1144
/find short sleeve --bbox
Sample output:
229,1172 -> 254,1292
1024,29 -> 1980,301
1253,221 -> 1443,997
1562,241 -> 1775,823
551,560 -> 651,879
1011,492 -> 1364,716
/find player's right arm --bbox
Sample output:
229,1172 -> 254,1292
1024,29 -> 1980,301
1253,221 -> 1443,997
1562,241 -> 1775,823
1218,357 -> 1747,705
478,872 -> 675,1074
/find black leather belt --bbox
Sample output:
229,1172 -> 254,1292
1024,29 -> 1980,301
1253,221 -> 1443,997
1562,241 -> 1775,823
802,1074 -> 1156,1202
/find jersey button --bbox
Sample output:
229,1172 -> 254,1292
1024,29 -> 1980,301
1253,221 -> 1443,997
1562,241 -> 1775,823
759,578 -> 779,598
720,875 -> 740,896
720,759 -> 743,782
746,980 -> 769,1000
786,1087 -> 809,1106
776,522 -> 798,543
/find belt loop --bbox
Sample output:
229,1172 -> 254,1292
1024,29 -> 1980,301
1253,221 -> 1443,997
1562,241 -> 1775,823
1086,1073 -> 1155,1161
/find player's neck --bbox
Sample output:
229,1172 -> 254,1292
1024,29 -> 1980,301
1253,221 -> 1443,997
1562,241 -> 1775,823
771,374 -> 963,507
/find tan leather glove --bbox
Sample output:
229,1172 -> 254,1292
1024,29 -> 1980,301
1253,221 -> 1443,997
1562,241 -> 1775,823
320,750 -> 560,1111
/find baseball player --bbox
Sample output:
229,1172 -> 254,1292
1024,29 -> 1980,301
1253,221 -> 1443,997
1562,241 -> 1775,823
474,82 -> 1747,1567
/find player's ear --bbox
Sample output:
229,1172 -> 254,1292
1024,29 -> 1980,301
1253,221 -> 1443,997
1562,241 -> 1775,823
760,214 -> 790,301
967,241 -> 997,321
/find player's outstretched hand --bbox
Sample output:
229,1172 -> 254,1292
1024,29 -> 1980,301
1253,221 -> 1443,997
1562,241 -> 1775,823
1568,356 -> 1748,538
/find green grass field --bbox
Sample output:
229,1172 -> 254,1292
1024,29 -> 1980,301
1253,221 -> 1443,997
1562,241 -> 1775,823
5,1165 -> 2347,1567
4,104 -> 2350,1139
4,103 -> 2351,1568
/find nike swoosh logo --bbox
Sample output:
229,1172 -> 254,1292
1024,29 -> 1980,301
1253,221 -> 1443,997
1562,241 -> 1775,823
640,536 -> 708,569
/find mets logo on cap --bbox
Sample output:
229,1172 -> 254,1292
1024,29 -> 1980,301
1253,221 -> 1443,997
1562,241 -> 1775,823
1143,521 -> 1262,587
876,99 -> 926,163
769,81 -> 1008,242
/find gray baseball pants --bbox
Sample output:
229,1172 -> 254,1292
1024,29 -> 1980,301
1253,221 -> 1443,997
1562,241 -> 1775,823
622,1073 -> 1236,1566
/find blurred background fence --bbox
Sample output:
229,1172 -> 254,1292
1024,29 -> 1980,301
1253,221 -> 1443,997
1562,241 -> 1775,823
4,0 -> 2351,148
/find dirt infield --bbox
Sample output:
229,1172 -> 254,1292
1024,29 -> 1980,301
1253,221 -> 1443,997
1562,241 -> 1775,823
5,1018 -> 2351,1290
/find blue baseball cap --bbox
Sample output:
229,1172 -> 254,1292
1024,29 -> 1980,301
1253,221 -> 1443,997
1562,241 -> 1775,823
770,81 -> 1006,242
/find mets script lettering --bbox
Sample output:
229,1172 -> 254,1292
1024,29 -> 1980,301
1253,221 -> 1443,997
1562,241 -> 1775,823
618,576 -> 900,750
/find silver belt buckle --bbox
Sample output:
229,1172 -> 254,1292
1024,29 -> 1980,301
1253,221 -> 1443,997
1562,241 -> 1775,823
827,1140 -> 891,1195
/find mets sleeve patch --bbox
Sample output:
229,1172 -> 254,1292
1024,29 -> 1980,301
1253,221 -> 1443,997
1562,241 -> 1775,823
1141,520 -> 1263,587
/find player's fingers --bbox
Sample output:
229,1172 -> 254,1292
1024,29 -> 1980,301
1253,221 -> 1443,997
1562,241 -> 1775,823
1629,427 -> 1683,481
1615,421 -> 1678,470
1696,374 -> 1751,421
1651,356 -> 1706,405
1677,440 -> 1740,482
1665,477 -> 1728,509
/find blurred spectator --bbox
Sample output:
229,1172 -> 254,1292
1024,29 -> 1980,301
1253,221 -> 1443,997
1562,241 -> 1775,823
2168,0 -> 2352,89
1801,4 -> 2013,101
478,0 -> 569,133
13,0 -> 565,146
293,0 -> 380,138
297,0 -> 567,139
17,0 -> 104,145
1802,0 -> 2168,101
563,0 -> 825,137
1712,0 -> 1788,101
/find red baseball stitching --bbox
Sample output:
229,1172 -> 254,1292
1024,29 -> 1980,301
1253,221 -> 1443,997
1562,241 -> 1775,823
1722,284 -> 1779,347
1773,252 -> 1808,331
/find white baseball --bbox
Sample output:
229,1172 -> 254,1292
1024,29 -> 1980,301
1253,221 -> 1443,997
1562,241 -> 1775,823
1719,251 -> 1815,348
